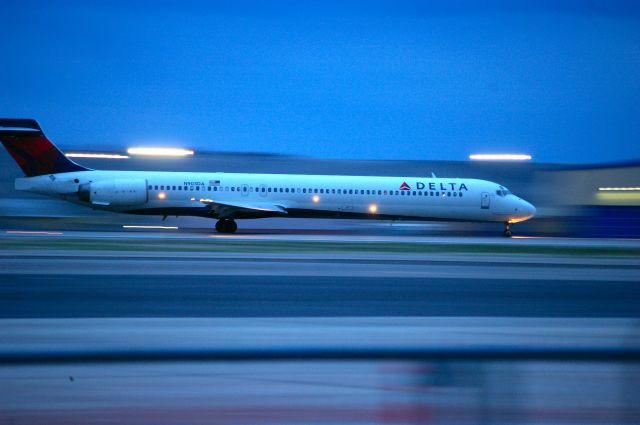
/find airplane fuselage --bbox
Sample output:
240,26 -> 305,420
16,170 -> 536,224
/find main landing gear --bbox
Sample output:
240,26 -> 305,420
503,222 -> 512,238
215,218 -> 237,234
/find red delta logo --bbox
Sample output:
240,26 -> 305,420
399,182 -> 411,191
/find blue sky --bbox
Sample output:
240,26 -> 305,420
1,1 -> 639,163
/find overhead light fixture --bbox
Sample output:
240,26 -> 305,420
469,154 -> 532,161
127,147 -> 194,157
66,152 -> 129,159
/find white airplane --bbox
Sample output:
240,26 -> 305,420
0,119 -> 535,236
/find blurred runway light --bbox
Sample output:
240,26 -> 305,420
469,154 -> 532,161
127,147 -> 194,157
122,225 -> 179,230
66,152 -> 129,159
598,187 -> 640,191
6,230 -> 63,235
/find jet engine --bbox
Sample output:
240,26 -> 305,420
78,179 -> 148,206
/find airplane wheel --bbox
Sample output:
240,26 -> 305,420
216,219 -> 237,234
503,229 -> 512,238
224,220 -> 237,233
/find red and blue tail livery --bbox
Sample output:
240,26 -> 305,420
0,119 -> 88,177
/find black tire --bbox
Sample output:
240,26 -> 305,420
215,220 -> 224,233
503,229 -> 512,238
224,220 -> 238,233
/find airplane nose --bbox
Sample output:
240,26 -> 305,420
523,200 -> 536,218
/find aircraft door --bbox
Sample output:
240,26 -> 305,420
241,184 -> 249,197
481,192 -> 490,209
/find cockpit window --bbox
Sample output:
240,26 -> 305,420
496,186 -> 512,197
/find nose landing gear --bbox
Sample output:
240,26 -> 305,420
503,222 -> 512,238
215,219 -> 237,234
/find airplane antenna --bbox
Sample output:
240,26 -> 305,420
431,172 -> 437,178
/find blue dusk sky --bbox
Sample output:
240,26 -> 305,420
1,0 -> 639,163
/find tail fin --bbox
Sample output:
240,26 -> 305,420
0,119 -> 89,177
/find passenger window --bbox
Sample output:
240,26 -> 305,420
213,187 -> 217,191
320,189 -> 324,194
453,192 -> 457,197
435,192 -> 439,197
160,185 -> 164,190
207,187 -> 211,191
196,186 -> 200,191
231,187 -> 235,191
459,192 -> 463,197
378,190 -> 382,195
178,186 -> 182,191
148,185 -> 152,190
332,189 -> 335,194
172,186 -> 176,190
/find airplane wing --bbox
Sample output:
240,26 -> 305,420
197,198 -> 288,218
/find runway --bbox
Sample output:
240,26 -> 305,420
2,229 -> 640,424
2,274 -> 640,318
1,230 -> 639,318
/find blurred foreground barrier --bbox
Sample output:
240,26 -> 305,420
2,346 -> 640,365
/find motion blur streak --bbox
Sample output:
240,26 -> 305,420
127,147 -> 194,157
469,153 -> 532,161
5,230 -> 63,235
122,225 -> 178,229
66,152 -> 129,159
